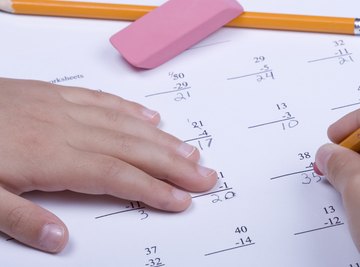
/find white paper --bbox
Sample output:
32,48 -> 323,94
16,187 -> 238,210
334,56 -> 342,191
1,0 -> 360,265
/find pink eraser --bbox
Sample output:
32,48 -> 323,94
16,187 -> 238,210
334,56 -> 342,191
110,0 -> 243,69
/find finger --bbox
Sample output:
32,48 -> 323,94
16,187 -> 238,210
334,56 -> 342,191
60,151 -> 193,212
0,187 -> 68,253
315,143 -> 360,251
55,84 -> 160,125
67,126 -> 216,192
66,104 -> 200,162
327,108 -> 360,143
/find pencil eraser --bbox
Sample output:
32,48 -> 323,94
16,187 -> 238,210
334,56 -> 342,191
110,0 -> 243,69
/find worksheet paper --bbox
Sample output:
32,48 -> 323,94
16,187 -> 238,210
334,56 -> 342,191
1,0 -> 360,265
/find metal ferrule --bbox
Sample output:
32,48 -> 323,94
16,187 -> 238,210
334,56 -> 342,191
355,18 -> 360,35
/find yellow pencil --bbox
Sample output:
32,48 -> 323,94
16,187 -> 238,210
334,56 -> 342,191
0,0 -> 359,35
340,129 -> 360,152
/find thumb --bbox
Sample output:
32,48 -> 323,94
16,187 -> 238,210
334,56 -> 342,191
0,187 -> 69,253
315,143 -> 360,252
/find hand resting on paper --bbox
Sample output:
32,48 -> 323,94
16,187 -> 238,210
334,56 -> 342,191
0,77 -> 217,253
315,108 -> 360,252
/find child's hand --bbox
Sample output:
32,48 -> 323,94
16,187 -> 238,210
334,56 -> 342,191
0,77 -> 217,253
315,108 -> 360,252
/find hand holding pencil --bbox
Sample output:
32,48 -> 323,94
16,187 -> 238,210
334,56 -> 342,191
315,109 -> 360,253
0,0 -> 359,35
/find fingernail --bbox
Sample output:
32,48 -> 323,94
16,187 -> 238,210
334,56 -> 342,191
142,108 -> 159,120
39,223 -> 65,253
197,165 -> 216,178
315,143 -> 338,176
172,188 -> 191,202
177,142 -> 196,158
313,162 -> 323,176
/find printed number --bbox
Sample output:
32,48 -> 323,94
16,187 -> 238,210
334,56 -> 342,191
283,112 -> 292,119
334,40 -> 345,46
192,121 -> 203,129
146,258 -> 162,267
235,226 -> 248,234
337,48 -> 350,56
298,152 -> 311,160
254,56 -> 265,63
239,236 -> 252,245
276,103 -> 287,110
127,201 -> 141,209
235,226 -> 252,246
174,82 -> 188,90
324,206 -> 336,214
327,217 -> 341,225
145,246 -> 157,255
171,73 -> 185,80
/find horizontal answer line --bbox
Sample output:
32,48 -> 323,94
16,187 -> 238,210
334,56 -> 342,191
294,223 -> 344,235
248,117 -> 295,129
270,168 -> 314,180
184,135 -> 212,143
95,207 -> 145,219
227,70 -> 273,80
331,101 -> 360,110
307,53 -> 352,63
204,243 -> 255,256
145,87 -> 191,97
192,188 -> 233,199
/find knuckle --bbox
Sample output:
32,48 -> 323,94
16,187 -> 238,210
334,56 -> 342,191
117,135 -> 132,155
101,158 -> 123,182
97,159 -> 124,194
